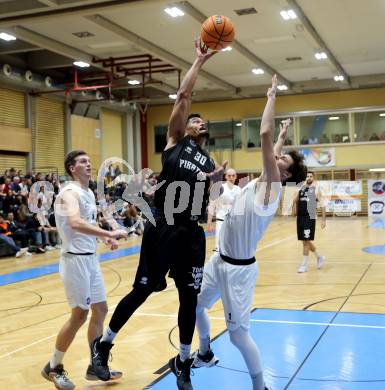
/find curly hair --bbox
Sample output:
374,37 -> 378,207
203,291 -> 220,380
283,150 -> 307,185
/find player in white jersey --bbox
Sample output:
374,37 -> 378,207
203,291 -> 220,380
41,150 -> 128,390
193,76 -> 307,390
207,168 -> 241,250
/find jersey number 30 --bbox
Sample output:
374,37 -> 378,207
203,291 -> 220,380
194,152 -> 207,166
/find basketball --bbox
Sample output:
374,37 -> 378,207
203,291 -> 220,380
200,15 -> 235,50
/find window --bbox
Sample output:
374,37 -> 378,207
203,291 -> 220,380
354,111 -> 385,142
246,118 -> 294,148
299,114 -> 349,144
208,120 -> 242,150
154,124 -> 168,153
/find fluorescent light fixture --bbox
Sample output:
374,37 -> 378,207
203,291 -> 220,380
379,113 -> 385,117
277,84 -> 288,91
73,61 -> 90,68
334,75 -> 344,81
222,46 -> 232,52
252,68 -> 264,75
164,7 -> 184,17
315,52 -> 327,60
0,32 -> 16,41
128,80 -> 140,85
280,10 -> 297,20
236,122 -> 242,127
169,94 -> 177,99
329,116 -> 340,120
369,168 -> 385,172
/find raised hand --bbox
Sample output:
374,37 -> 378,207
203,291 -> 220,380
279,118 -> 292,137
267,74 -> 278,98
194,38 -> 218,62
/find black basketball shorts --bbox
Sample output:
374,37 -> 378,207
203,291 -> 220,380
297,216 -> 316,241
133,217 -> 206,293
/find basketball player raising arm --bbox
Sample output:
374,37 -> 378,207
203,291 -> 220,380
193,76 -> 307,390
92,39 -> 225,390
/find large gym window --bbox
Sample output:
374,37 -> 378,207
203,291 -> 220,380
246,117 -> 294,148
299,114 -> 349,145
354,111 -> 385,142
154,124 -> 168,153
207,120 -> 242,150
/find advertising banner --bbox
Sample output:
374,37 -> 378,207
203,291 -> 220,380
368,179 -> 385,218
299,148 -> 336,167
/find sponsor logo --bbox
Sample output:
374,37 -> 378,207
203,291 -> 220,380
86,297 -> 91,305
140,277 -> 148,285
370,200 -> 385,215
185,146 -> 193,154
188,266 -> 204,290
372,181 -> 385,195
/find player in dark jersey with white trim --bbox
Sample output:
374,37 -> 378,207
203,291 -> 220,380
91,39 -> 225,390
294,171 -> 326,273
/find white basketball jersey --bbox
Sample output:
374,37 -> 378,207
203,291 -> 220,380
55,182 -> 97,254
215,182 -> 241,219
219,179 -> 281,260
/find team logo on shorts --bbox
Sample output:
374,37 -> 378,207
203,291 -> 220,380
86,297 -> 91,305
188,267 -> 203,290
140,277 -> 148,285
304,229 -> 311,239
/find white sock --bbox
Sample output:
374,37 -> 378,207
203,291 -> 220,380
50,348 -> 65,369
302,255 -> 309,264
179,343 -> 191,362
229,328 -> 264,390
101,326 -> 117,343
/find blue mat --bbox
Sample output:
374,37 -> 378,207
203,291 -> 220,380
150,309 -> 385,390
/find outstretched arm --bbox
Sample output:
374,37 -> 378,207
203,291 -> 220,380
274,118 -> 291,157
166,39 -> 217,150
260,75 -> 281,183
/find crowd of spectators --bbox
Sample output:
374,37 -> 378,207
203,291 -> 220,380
0,166 -> 149,258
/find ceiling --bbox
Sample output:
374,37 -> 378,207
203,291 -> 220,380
0,0 -> 384,105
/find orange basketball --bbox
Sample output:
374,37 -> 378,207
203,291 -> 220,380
200,15 -> 235,50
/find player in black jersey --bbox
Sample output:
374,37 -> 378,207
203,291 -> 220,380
90,39 -> 225,390
294,171 -> 326,273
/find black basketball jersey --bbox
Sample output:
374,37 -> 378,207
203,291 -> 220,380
297,185 -> 317,219
154,136 -> 216,221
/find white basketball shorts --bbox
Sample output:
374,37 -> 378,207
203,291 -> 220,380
59,253 -> 106,310
198,252 -> 258,331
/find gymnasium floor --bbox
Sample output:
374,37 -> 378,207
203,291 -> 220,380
0,216 -> 384,389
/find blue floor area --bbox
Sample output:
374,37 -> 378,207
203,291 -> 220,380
362,245 -> 385,255
150,309 -> 385,390
368,219 -> 385,229
0,231 -> 215,287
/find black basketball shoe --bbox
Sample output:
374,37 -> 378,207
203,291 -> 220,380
169,354 -> 194,390
90,336 -> 112,381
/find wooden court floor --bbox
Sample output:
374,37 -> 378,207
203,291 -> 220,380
0,216 -> 384,389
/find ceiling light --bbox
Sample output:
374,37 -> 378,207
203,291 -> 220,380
252,68 -> 264,75
329,116 -> 340,120
236,122 -> 242,127
334,75 -> 344,81
379,113 -> 385,117
315,52 -> 327,60
277,84 -> 288,91
280,10 -> 297,20
369,168 -> 385,172
222,46 -> 232,52
0,32 -> 16,41
73,61 -> 90,68
169,94 -> 177,99
164,7 -> 184,17
128,80 -> 140,85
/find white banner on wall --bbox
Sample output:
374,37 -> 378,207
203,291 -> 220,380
318,180 -> 363,213
368,179 -> 385,218
299,148 -> 336,167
